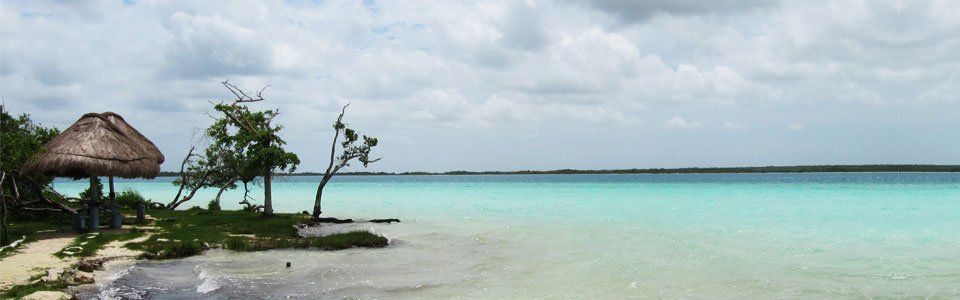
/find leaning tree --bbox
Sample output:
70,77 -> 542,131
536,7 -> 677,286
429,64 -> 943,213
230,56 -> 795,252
312,104 -> 379,219
169,82 -> 298,214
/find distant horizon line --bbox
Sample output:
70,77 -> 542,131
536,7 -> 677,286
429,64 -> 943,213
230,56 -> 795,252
157,164 -> 960,176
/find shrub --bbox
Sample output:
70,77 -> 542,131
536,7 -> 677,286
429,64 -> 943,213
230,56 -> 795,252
140,240 -> 205,260
224,231 -> 388,252
115,189 -> 151,209
207,199 -> 221,211
78,177 -> 104,201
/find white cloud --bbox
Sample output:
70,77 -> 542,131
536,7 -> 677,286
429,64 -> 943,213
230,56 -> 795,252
788,123 -> 804,131
2,0 -> 958,170
664,116 -> 701,129
722,121 -> 743,129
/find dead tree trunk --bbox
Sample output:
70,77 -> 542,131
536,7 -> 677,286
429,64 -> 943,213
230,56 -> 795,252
22,174 -> 77,215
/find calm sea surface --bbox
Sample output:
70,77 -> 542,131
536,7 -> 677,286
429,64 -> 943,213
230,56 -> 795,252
53,173 -> 960,298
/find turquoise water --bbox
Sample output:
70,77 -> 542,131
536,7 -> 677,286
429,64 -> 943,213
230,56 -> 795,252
55,173 -> 960,298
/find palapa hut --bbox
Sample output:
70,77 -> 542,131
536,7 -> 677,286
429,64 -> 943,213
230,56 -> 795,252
103,112 -> 165,165
101,112 -> 165,220
24,112 -> 164,231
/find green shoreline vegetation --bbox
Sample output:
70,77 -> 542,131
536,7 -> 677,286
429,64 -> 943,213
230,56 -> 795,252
157,164 -> 960,177
2,208 -> 388,298
126,209 -> 388,260
2,99 -> 391,298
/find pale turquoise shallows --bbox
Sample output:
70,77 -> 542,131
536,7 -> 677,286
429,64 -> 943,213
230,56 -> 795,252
54,173 -> 960,299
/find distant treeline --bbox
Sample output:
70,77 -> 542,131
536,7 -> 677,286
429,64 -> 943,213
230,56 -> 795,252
156,165 -> 960,177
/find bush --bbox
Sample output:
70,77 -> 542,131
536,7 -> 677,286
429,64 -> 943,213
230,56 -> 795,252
224,231 -> 389,252
140,240 -> 205,260
207,199 -> 221,211
78,177 -> 104,201
115,189 -> 151,209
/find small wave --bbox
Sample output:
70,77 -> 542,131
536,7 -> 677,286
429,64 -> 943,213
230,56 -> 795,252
105,265 -> 134,282
196,277 -> 221,294
195,265 -> 222,293
98,286 -> 145,300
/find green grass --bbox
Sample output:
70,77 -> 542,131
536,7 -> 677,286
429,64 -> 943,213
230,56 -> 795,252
1,220 -> 64,259
0,274 -> 69,299
224,231 -> 388,252
123,209 -> 389,259
55,230 -> 145,258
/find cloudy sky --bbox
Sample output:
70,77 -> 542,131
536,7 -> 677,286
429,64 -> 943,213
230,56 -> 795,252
1,0 -> 957,172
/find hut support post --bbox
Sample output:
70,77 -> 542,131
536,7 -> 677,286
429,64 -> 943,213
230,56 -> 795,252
109,176 -> 115,206
89,176 -> 100,232
109,176 -> 121,229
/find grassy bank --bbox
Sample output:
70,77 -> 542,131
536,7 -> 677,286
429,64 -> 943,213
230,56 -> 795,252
1,274 -> 71,299
124,208 -> 389,259
2,208 -> 390,298
3,209 -> 390,261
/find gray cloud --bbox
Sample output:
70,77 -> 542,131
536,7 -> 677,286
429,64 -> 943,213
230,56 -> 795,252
582,0 -> 777,23
2,0 -> 958,171
162,12 -> 275,78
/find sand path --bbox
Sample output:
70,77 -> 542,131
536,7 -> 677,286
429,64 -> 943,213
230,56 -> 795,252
0,233 -> 78,290
94,235 -> 149,260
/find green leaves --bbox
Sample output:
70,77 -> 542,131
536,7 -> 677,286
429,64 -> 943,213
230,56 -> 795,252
203,96 -> 299,185
0,105 -> 59,202
331,119 -> 380,170
0,106 -> 58,174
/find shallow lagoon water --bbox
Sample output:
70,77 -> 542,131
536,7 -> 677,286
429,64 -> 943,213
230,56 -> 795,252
54,173 -> 960,298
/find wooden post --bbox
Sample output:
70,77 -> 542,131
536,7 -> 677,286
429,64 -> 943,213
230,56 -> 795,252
109,176 -> 115,207
88,176 -> 99,232
109,176 -> 120,229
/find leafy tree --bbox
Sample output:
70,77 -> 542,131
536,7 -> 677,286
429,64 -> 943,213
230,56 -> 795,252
313,104 -> 379,219
0,105 -> 59,184
0,104 -> 61,244
168,82 -> 299,215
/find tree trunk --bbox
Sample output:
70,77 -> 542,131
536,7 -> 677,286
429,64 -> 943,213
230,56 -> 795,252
8,175 -> 20,206
312,175 -> 331,219
167,168 -> 213,210
171,147 -> 195,205
1,188 -> 7,245
168,185 -> 204,210
314,104 -> 349,220
213,180 -> 234,210
263,170 -> 273,216
21,175 -> 77,215
1,173 -> 8,246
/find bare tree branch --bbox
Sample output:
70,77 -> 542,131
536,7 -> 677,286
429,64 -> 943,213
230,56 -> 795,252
221,80 -> 266,104
19,173 -> 77,215
171,146 -> 196,205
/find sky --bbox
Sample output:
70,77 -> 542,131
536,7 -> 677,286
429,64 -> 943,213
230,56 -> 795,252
1,0 -> 958,172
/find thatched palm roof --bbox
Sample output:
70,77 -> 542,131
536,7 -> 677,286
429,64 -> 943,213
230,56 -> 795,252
24,112 -> 163,179
102,112 -> 165,164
